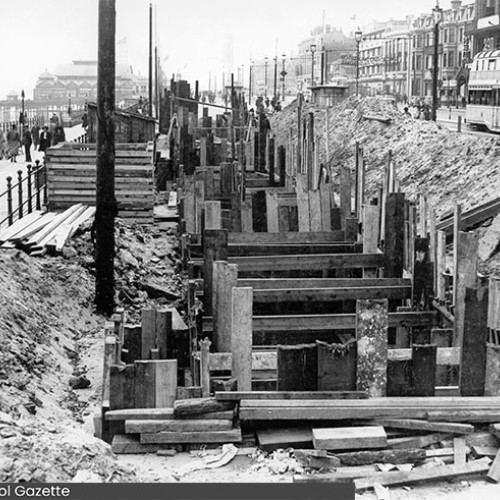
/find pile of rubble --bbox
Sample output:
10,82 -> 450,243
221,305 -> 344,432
271,96 -> 500,218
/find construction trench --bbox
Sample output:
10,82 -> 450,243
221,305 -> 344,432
99,83 -> 500,490
2,88 -> 500,493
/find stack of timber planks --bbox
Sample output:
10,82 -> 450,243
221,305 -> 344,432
45,142 -> 154,223
0,204 -> 95,256
108,398 -> 241,454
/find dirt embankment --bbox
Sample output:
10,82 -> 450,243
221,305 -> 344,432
0,220 -> 184,482
271,96 -> 500,218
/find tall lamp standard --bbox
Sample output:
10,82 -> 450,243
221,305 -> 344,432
249,60 -> 254,104
432,1 -> 443,122
264,57 -> 269,97
273,55 -> 278,101
281,54 -> 287,102
310,44 -> 317,86
355,29 -> 363,97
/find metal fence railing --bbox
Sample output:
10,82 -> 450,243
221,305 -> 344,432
0,161 -> 48,230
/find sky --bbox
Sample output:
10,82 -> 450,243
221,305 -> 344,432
0,0 -> 464,100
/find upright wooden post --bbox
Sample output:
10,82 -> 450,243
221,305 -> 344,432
309,190 -> 322,232
411,344 -> 436,396
213,261 -> 238,352
252,190 -> 267,232
277,344 -> 318,391
340,164 -> 351,231
460,285 -> 488,396
485,344 -> 500,396
199,339 -> 211,397
436,230 -> 447,301
155,360 -> 178,406
266,191 -> 280,233
413,238 -> 433,310
384,193 -> 405,278
296,173 -> 310,232
268,135 -> 275,186
317,340 -> 357,391
278,145 -> 286,187
95,0 -> 116,316
204,201 -> 222,230
231,287 -> 253,391
454,231 -> 479,347
356,299 -> 389,397
203,229 -> 228,315
452,203 -> 462,308
319,179 -> 332,231
362,205 -> 380,253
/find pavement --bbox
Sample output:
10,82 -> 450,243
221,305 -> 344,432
0,124 -> 86,228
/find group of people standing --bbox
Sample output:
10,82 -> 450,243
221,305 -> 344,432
0,113 -> 66,162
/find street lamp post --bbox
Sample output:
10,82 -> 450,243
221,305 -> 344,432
273,56 -> 278,101
281,54 -> 287,102
310,44 -> 317,86
264,57 -> 269,97
249,60 -> 253,104
355,29 -> 363,97
432,1 -> 443,122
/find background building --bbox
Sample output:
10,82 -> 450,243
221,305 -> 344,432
411,0 -> 474,106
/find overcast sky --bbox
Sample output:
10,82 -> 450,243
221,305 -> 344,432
1,0 -> 465,100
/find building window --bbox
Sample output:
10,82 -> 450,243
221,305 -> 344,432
449,52 -> 455,67
459,28 -> 464,43
449,28 -> 455,43
444,29 -> 448,44
458,51 -> 462,66
416,55 -> 422,70
443,53 -> 448,68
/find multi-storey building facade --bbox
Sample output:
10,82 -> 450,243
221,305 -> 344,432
357,19 -> 412,99
469,0 -> 500,54
410,0 -> 475,106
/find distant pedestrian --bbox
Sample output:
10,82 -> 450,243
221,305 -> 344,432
6,124 -> 21,162
38,126 -> 51,153
50,113 -> 59,126
403,107 -> 412,118
31,123 -> 40,149
0,129 -> 6,159
52,125 -> 66,146
81,112 -> 88,130
22,127 -> 32,163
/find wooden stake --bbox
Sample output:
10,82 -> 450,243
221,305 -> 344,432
204,201 -> 222,230
356,299 -> 389,397
155,360 -> 178,407
384,193 -> 405,278
231,287 -> 253,391
203,229 -> 228,315
199,338 -> 211,397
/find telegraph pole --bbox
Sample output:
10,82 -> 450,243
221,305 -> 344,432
148,2 -> 153,115
95,0 -> 116,316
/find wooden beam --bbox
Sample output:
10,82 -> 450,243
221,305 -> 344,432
237,277 -> 411,289
317,339 -> 357,391
214,391 -> 368,400
460,285 -> 488,396
227,231 -> 346,244
354,459 -> 490,491
125,419 -> 232,433
356,299 -> 388,397
313,426 -> 387,451
375,419 -> 474,434
411,344 -> 436,396
277,344 -> 317,391
252,286 -> 411,303
232,287 -> 253,392
336,448 -> 426,466
140,428 -> 242,444
228,253 -> 384,272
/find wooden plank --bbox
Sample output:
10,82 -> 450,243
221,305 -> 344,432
427,411 -> 500,423
412,344 -> 436,396
102,336 -> 117,403
388,433 -> 454,450
266,192 -> 280,233
228,253 -> 384,272
375,419 -> 474,434
227,231 -> 345,244
199,338 -> 211,398
109,365 -> 135,410
313,426 -> 387,451
257,427 -> 313,451
232,287 -> 253,392
460,285 -> 488,396
354,459 -> 490,491
362,204 -> 380,254
214,391 -> 368,400
384,193 -> 405,278
356,299 -> 388,397
141,309 -> 156,359
277,344 -> 317,391
173,398 -> 235,418
141,427 -> 242,444
125,419 -> 232,433
155,310 -> 171,359
491,423 -> 500,439
213,261 -> 238,352
309,190 -> 322,232
252,286 -> 411,303
134,361 -> 156,409
454,437 -> 467,465
204,201 -> 222,230
336,448 -> 426,466
203,229 -> 228,315
317,340 -> 357,391
472,446 -> 499,458
203,311 -> 437,334
111,434 -> 162,454
155,360 -> 177,408
237,278 -> 411,289
297,174 -> 310,232
0,211 -> 44,242
454,231 -> 479,346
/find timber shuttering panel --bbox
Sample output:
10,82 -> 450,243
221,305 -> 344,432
45,143 -> 154,223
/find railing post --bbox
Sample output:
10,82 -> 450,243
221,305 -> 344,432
27,164 -> 32,214
43,162 -> 48,207
6,176 -> 13,226
17,170 -> 23,219
34,162 -> 41,211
